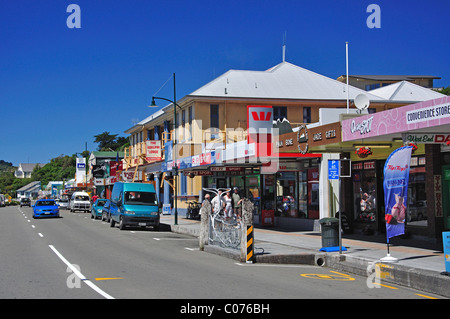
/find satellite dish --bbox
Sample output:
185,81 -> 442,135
354,94 -> 370,110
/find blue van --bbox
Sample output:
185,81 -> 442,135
109,182 -> 160,230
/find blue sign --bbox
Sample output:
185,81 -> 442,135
443,231 -> 450,273
328,160 -> 339,180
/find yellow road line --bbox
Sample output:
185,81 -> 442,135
372,282 -> 398,289
415,293 -> 438,299
95,277 -> 123,281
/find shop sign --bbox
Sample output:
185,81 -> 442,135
94,178 -> 104,186
183,170 -> 214,176
342,96 -> 450,142
406,103 -> 450,125
350,116 -> 374,135
210,167 -> 244,172
276,122 -> 341,153
402,133 -> 450,144
260,162 -> 301,174
146,140 -> 162,161
247,105 -> 273,144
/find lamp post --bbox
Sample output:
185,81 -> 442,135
149,73 -> 181,225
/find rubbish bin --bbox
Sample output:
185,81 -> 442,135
319,217 -> 339,248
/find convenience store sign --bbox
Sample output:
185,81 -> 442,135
342,96 -> 450,142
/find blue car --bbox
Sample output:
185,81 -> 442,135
91,199 -> 108,220
33,199 -> 60,218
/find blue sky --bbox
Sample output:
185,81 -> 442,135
0,0 -> 449,166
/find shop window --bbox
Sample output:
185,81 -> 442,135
352,169 -> 377,223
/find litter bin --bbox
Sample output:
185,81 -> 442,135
319,217 -> 339,248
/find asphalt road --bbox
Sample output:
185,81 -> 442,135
0,205 -> 444,303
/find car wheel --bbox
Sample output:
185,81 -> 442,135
110,216 -> 115,227
119,217 -> 126,230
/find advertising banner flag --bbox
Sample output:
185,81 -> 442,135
383,146 -> 413,239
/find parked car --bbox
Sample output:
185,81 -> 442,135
20,197 -> 31,207
33,199 -> 60,218
91,198 -> 107,220
109,182 -> 160,230
101,199 -> 111,222
69,191 -> 91,213
58,198 -> 69,210
0,194 -> 6,207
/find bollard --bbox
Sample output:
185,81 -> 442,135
240,198 -> 254,263
199,199 -> 211,251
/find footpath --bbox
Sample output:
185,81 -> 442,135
160,215 -> 450,298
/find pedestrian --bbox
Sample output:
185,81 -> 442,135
202,194 -> 210,207
224,191 -> 233,219
232,187 -> 242,219
211,190 -> 223,215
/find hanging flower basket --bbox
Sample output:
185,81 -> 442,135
355,147 -> 372,158
404,142 -> 418,153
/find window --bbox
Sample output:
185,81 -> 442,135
180,174 -> 187,195
365,83 -> 380,91
273,106 -> 287,121
188,106 -> 193,141
124,191 -> 158,205
303,107 -> 311,123
210,104 -> 219,129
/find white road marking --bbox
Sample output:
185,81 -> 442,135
48,245 -> 114,299
38,233 -> 43,238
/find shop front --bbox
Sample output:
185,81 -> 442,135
341,96 -> 450,237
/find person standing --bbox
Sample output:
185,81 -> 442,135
224,191 -> 233,219
232,187 -> 242,219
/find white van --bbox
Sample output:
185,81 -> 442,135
70,191 -> 91,213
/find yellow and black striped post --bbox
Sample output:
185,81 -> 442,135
246,225 -> 254,263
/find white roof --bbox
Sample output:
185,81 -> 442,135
368,81 -> 445,102
188,62 -> 384,101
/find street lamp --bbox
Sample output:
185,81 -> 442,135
149,73 -> 182,225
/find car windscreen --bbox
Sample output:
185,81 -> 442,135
124,191 -> 157,206
36,200 -> 56,206
75,195 -> 90,201
96,200 -> 106,207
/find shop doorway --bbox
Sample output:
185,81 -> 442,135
443,165 -> 450,231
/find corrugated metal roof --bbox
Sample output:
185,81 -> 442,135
346,75 -> 440,81
368,81 -> 445,102
188,62 -> 384,101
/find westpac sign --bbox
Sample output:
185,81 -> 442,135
247,105 -> 274,158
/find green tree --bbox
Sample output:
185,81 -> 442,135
94,131 -> 129,151
439,86 -> 450,95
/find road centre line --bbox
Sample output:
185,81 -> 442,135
38,233 -> 43,238
48,245 -> 114,299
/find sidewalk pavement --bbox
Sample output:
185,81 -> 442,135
160,215 -> 450,298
